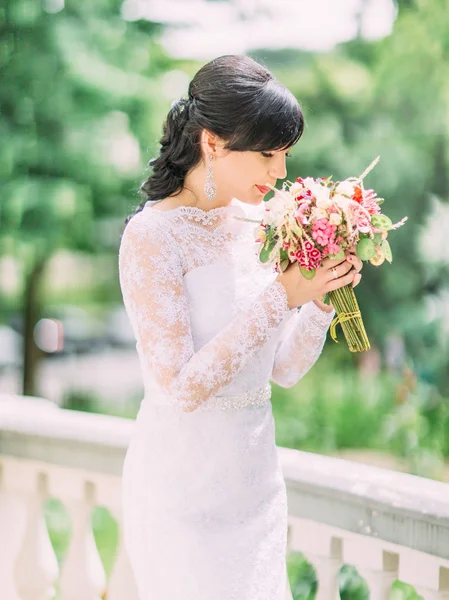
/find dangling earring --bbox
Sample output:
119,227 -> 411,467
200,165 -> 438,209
204,153 -> 216,203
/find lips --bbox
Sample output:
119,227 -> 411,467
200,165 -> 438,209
255,185 -> 272,195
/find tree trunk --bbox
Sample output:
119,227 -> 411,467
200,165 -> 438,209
432,134 -> 449,198
22,253 -> 49,397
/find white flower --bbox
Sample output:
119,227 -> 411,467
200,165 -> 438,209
302,179 -> 332,209
333,193 -> 351,211
312,206 -> 328,220
315,187 -> 332,209
266,190 -> 297,227
302,177 -> 316,189
289,182 -> 303,197
335,181 -> 355,197
329,212 -> 342,225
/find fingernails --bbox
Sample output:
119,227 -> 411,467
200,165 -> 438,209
347,256 -> 354,262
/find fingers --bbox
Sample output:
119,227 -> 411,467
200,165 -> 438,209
322,254 -> 363,273
352,273 -> 362,288
326,268 -> 357,292
326,261 -> 353,282
321,256 -> 347,270
346,254 -> 363,273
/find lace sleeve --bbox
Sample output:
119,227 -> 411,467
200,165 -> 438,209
118,212 -> 291,412
271,301 -> 335,388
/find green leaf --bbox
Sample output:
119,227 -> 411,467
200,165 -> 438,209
280,259 -> 290,272
259,246 -> 273,263
259,239 -> 277,263
371,214 -> 393,231
373,233 -> 383,244
266,227 -> 275,242
356,238 -> 376,260
300,266 -> 316,279
382,239 -> 393,263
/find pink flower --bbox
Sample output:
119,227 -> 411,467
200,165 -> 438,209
351,207 -> 372,233
312,219 -> 337,248
362,189 -> 381,215
325,242 -> 341,256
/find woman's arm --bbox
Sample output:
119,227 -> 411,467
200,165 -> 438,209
119,211 -> 291,412
271,301 -> 335,388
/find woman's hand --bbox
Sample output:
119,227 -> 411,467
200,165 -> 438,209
312,253 -> 363,312
276,253 -> 363,311
348,252 -> 363,289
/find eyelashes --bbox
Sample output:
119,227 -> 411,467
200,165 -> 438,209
261,152 -> 292,158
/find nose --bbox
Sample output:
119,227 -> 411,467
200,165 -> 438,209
268,155 -> 287,181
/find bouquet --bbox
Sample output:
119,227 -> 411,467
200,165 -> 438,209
253,157 -> 407,352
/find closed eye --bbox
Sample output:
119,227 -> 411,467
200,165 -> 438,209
261,151 -> 292,158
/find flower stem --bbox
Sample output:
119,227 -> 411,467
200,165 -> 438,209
327,286 -> 370,352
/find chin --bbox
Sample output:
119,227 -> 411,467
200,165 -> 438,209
232,189 -> 265,207
239,193 -> 264,206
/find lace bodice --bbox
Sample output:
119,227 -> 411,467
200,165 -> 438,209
118,199 -> 334,412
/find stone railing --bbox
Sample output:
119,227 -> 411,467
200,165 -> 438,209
1,394 -> 448,600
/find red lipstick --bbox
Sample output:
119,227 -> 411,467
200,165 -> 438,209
256,185 -> 271,195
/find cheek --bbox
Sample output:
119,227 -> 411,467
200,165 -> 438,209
218,154 -> 260,188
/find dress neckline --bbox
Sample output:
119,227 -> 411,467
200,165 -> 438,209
144,200 -> 246,226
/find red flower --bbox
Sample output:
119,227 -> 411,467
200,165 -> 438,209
353,186 -> 363,204
309,248 -> 322,263
304,240 -> 314,252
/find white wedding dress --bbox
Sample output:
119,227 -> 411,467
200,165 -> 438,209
118,198 -> 334,600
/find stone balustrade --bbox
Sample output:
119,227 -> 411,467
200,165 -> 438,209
1,394 -> 448,599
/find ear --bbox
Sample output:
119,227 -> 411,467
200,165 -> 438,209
199,129 -> 226,160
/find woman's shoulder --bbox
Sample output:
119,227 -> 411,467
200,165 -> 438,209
120,203 -> 178,256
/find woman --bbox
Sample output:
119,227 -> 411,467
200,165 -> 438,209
118,54 -> 362,600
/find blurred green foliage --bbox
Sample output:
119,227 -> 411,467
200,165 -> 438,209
272,353 -> 449,478
2,0 -> 448,395
3,0 -> 449,597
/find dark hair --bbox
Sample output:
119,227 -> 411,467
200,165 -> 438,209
125,54 -> 304,226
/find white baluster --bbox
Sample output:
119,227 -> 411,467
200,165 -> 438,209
399,548 -> 449,599
0,460 -> 28,600
0,460 -> 58,600
343,536 -> 398,600
288,517 -> 342,600
107,526 -> 139,600
99,476 -> 139,600
59,480 -> 106,600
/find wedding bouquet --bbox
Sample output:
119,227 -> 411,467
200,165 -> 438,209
254,157 -> 407,352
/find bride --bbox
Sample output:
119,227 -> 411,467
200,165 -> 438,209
118,54 -> 362,600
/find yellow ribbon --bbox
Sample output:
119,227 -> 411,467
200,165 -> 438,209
330,311 -> 362,343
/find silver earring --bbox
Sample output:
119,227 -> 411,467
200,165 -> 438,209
204,153 -> 216,203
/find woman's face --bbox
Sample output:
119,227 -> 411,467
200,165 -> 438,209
212,146 -> 292,206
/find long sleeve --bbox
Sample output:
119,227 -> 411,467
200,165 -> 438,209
271,301 -> 335,388
118,212 -> 291,412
